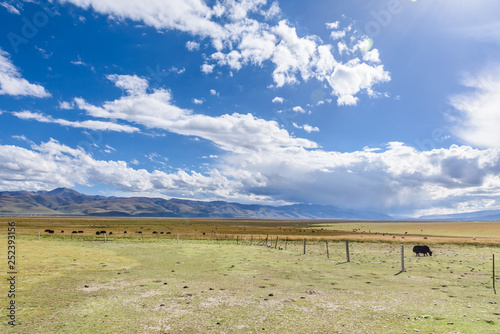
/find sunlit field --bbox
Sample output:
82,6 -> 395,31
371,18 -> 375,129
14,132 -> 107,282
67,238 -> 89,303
1,218 -> 499,333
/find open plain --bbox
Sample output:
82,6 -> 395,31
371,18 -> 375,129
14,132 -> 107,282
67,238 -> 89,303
1,217 -> 500,333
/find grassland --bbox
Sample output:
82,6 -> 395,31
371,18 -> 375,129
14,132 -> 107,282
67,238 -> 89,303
1,217 -> 500,333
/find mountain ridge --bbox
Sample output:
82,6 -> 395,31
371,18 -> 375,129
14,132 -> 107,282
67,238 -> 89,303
3,188 -> 499,220
0,187 -> 391,219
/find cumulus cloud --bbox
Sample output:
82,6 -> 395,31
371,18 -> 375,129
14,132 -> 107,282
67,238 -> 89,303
272,96 -> 284,103
330,30 -> 346,40
0,48 -> 50,98
4,137 -> 500,215
186,41 -> 200,51
327,60 -> 390,106
55,0 -> 390,106
201,63 -> 215,74
292,106 -> 306,113
362,49 -> 381,63
4,66 -> 500,214
74,77 -> 317,154
218,142 -> 500,215
325,21 -> 339,30
0,139 -> 257,202
292,123 -> 319,133
450,65 -> 500,149
262,0 -> 279,20
106,74 -> 149,96
58,101 -> 74,110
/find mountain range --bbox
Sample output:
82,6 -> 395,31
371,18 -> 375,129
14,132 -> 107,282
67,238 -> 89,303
2,188 -> 500,221
0,188 -> 391,219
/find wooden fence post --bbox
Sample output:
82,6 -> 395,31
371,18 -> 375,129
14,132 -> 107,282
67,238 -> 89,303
493,254 -> 496,294
265,234 -> 269,246
285,238 -> 288,251
237,235 -> 239,245
345,239 -> 350,262
401,244 -> 405,272
177,233 -> 179,244
303,238 -> 306,255
38,231 -> 40,241
275,236 -> 279,249
104,233 -> 106,243
326,241 -> 329,259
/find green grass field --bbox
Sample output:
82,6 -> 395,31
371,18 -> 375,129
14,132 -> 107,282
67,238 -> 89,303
1,218 -> 500,334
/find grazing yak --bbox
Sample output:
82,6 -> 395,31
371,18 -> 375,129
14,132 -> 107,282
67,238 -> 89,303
413,245 -> 432,256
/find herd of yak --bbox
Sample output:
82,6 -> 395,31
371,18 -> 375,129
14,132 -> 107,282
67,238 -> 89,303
42,229 -> 434,256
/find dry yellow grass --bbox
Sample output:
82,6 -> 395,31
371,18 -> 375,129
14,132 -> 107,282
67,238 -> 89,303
2,217 -> 500,244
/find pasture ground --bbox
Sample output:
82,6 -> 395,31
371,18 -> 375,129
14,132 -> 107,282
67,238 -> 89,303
1,218 -> 500,333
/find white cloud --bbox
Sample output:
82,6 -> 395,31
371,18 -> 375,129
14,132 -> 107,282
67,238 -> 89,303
303,124 -> 319,133
70,55 -> 88,66
262,1 -> 279,20
272,96 -> 284,103
3,133 -> 500,215
450,65 -> 500,149
35,46 -> 52,59
106,74 -> 149,96
1,2 -> 20,15
327,60 -> 390,105
104,145 -> 116,153
337,41 -> 348,55
13,110 -> 139,133
292,106 -> 306,113
58,0 -> 224,38
218,142 -> 500,215
201,63 -> 214,74
170,66 -> 185,74
186,41 -> 200,51
326,21 -> 339,30
55,76 -> 500,214
193,98 -> 204,104
330,30 -> 346,40
292,123 -> 319,133
74,80 -> 316,154
0,48 -> 50,98
55,0 -> 390,106
337,94 -> 358,106
58,101 -> 74,110
362,49 -> 380,63
0,139 -> 253,201
210,89 -> 218,96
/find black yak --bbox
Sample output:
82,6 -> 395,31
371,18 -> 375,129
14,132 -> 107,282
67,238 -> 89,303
413,245 -> 432,256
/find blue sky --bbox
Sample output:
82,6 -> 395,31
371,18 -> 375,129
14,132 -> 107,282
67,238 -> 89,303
1,0 -> 500,217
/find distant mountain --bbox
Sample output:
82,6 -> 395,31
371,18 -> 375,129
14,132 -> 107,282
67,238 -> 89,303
418,210 -> 500,221
0,187 -> 392,220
